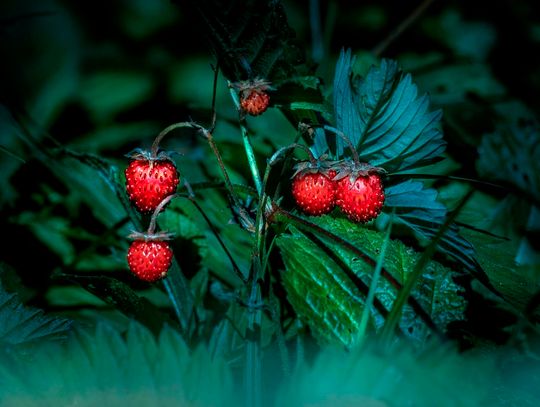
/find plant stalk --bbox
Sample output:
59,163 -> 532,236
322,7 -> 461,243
228,83 -> 263,195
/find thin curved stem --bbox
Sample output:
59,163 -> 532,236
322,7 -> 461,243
147,193 -> 180,234
151,122 -> 194,158
195,124 -> 243,209
209,63 -> 220,132
380,188 -> 474,345
372,0 -> 435,57
323,125 -> 360,163
188,197 -> 247,284
356,211 -> 394,344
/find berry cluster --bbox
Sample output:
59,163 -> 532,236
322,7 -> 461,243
124,149 -> 180,282
292,160 -> 385,223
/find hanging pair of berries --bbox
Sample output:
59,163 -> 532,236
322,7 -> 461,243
292,160 -> 386,223
124,139 -> 180,282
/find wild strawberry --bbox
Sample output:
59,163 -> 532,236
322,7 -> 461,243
127,237 -> 173,282
335,162 -> 385,223
292,161 -> 337,216
240,90 -> 270,116
125,151 -> 179,213
233,78 -> 272,116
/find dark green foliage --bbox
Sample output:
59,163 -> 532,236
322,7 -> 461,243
0,282 -> 71,348
1,0 -> 540,405
175,0 -> 304,82
332,49 -> 446,171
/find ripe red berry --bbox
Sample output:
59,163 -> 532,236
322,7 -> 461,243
127,240 -> 173,282
292,169 -> 337,216
233,78 -> 272,116
336,173 -> 385,223
240,89 -> 270,116
125,158 -> 179,213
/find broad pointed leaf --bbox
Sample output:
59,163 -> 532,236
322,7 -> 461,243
277,229 -> 366,347
333,49 -> 362,156
333,50 -> 446,172
276,339 -> 493,407
0,322 -> 235,406
477,124 -> 540,201
0,283 -> 72,348
382,180 -> 479,271
311,216 -> 467,342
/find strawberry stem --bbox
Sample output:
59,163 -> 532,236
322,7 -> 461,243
356,210 -> 394,345
194,124 -> 244,209
151,122 -> 193,158
228,81 -> 263,195
147,193 -> 179,234
186,193 -> 247,284
380,189 -> 474,347
268,143 -> 316,166
323,125 -> 361,164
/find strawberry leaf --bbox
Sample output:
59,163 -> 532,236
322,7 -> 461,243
277,217 -> 466,345
477,123 -> 540,202
159,192 -> 251,287
333,49 -> 446,172
276,338 -> 493,407
382,180 -> 479,271
463,229 -> 540,315
0,282 -> 71,348
55,272 -> 176,336
277,229 -> 366,347
0,322 -> 235,405
174,0 -> 304,82
312,216 -> 467,342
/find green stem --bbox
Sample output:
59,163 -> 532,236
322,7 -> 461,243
356,212 -> 394,344
380,189 -> 474,345
151,122 -> 193,158
273,125 -> 305,201
323,125 -> 360,163
188,197 -> 247,284
228,83 -> 263,195
196,125 -> 243,209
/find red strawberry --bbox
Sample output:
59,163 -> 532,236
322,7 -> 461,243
125,157 -> 179,213
240,90 -> 270,116
127,239 -> 173,282
233,78 -> 273,116
335,163 -> 385,223
292,161 -> 337,216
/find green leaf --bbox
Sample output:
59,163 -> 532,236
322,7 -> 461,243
57,273 -> 174,336
312,217 -> 467,341
463,230 -> 540,313
477,124 -> 540,201
277,229 -> 366,348
382,180 -> 479,271
333,49 -> 446,172
159,193 -> 251,286
476,123 -> 540,266
175,0 -> 304,82
276,339 -> 493,407
0,282 -> 71,348
78,70 -> 154,123
413,63 -> 506,106
0,322 -> 236,406
423,9 -> 496,61
12,213 -> 75,263
0,107 -> 26,208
